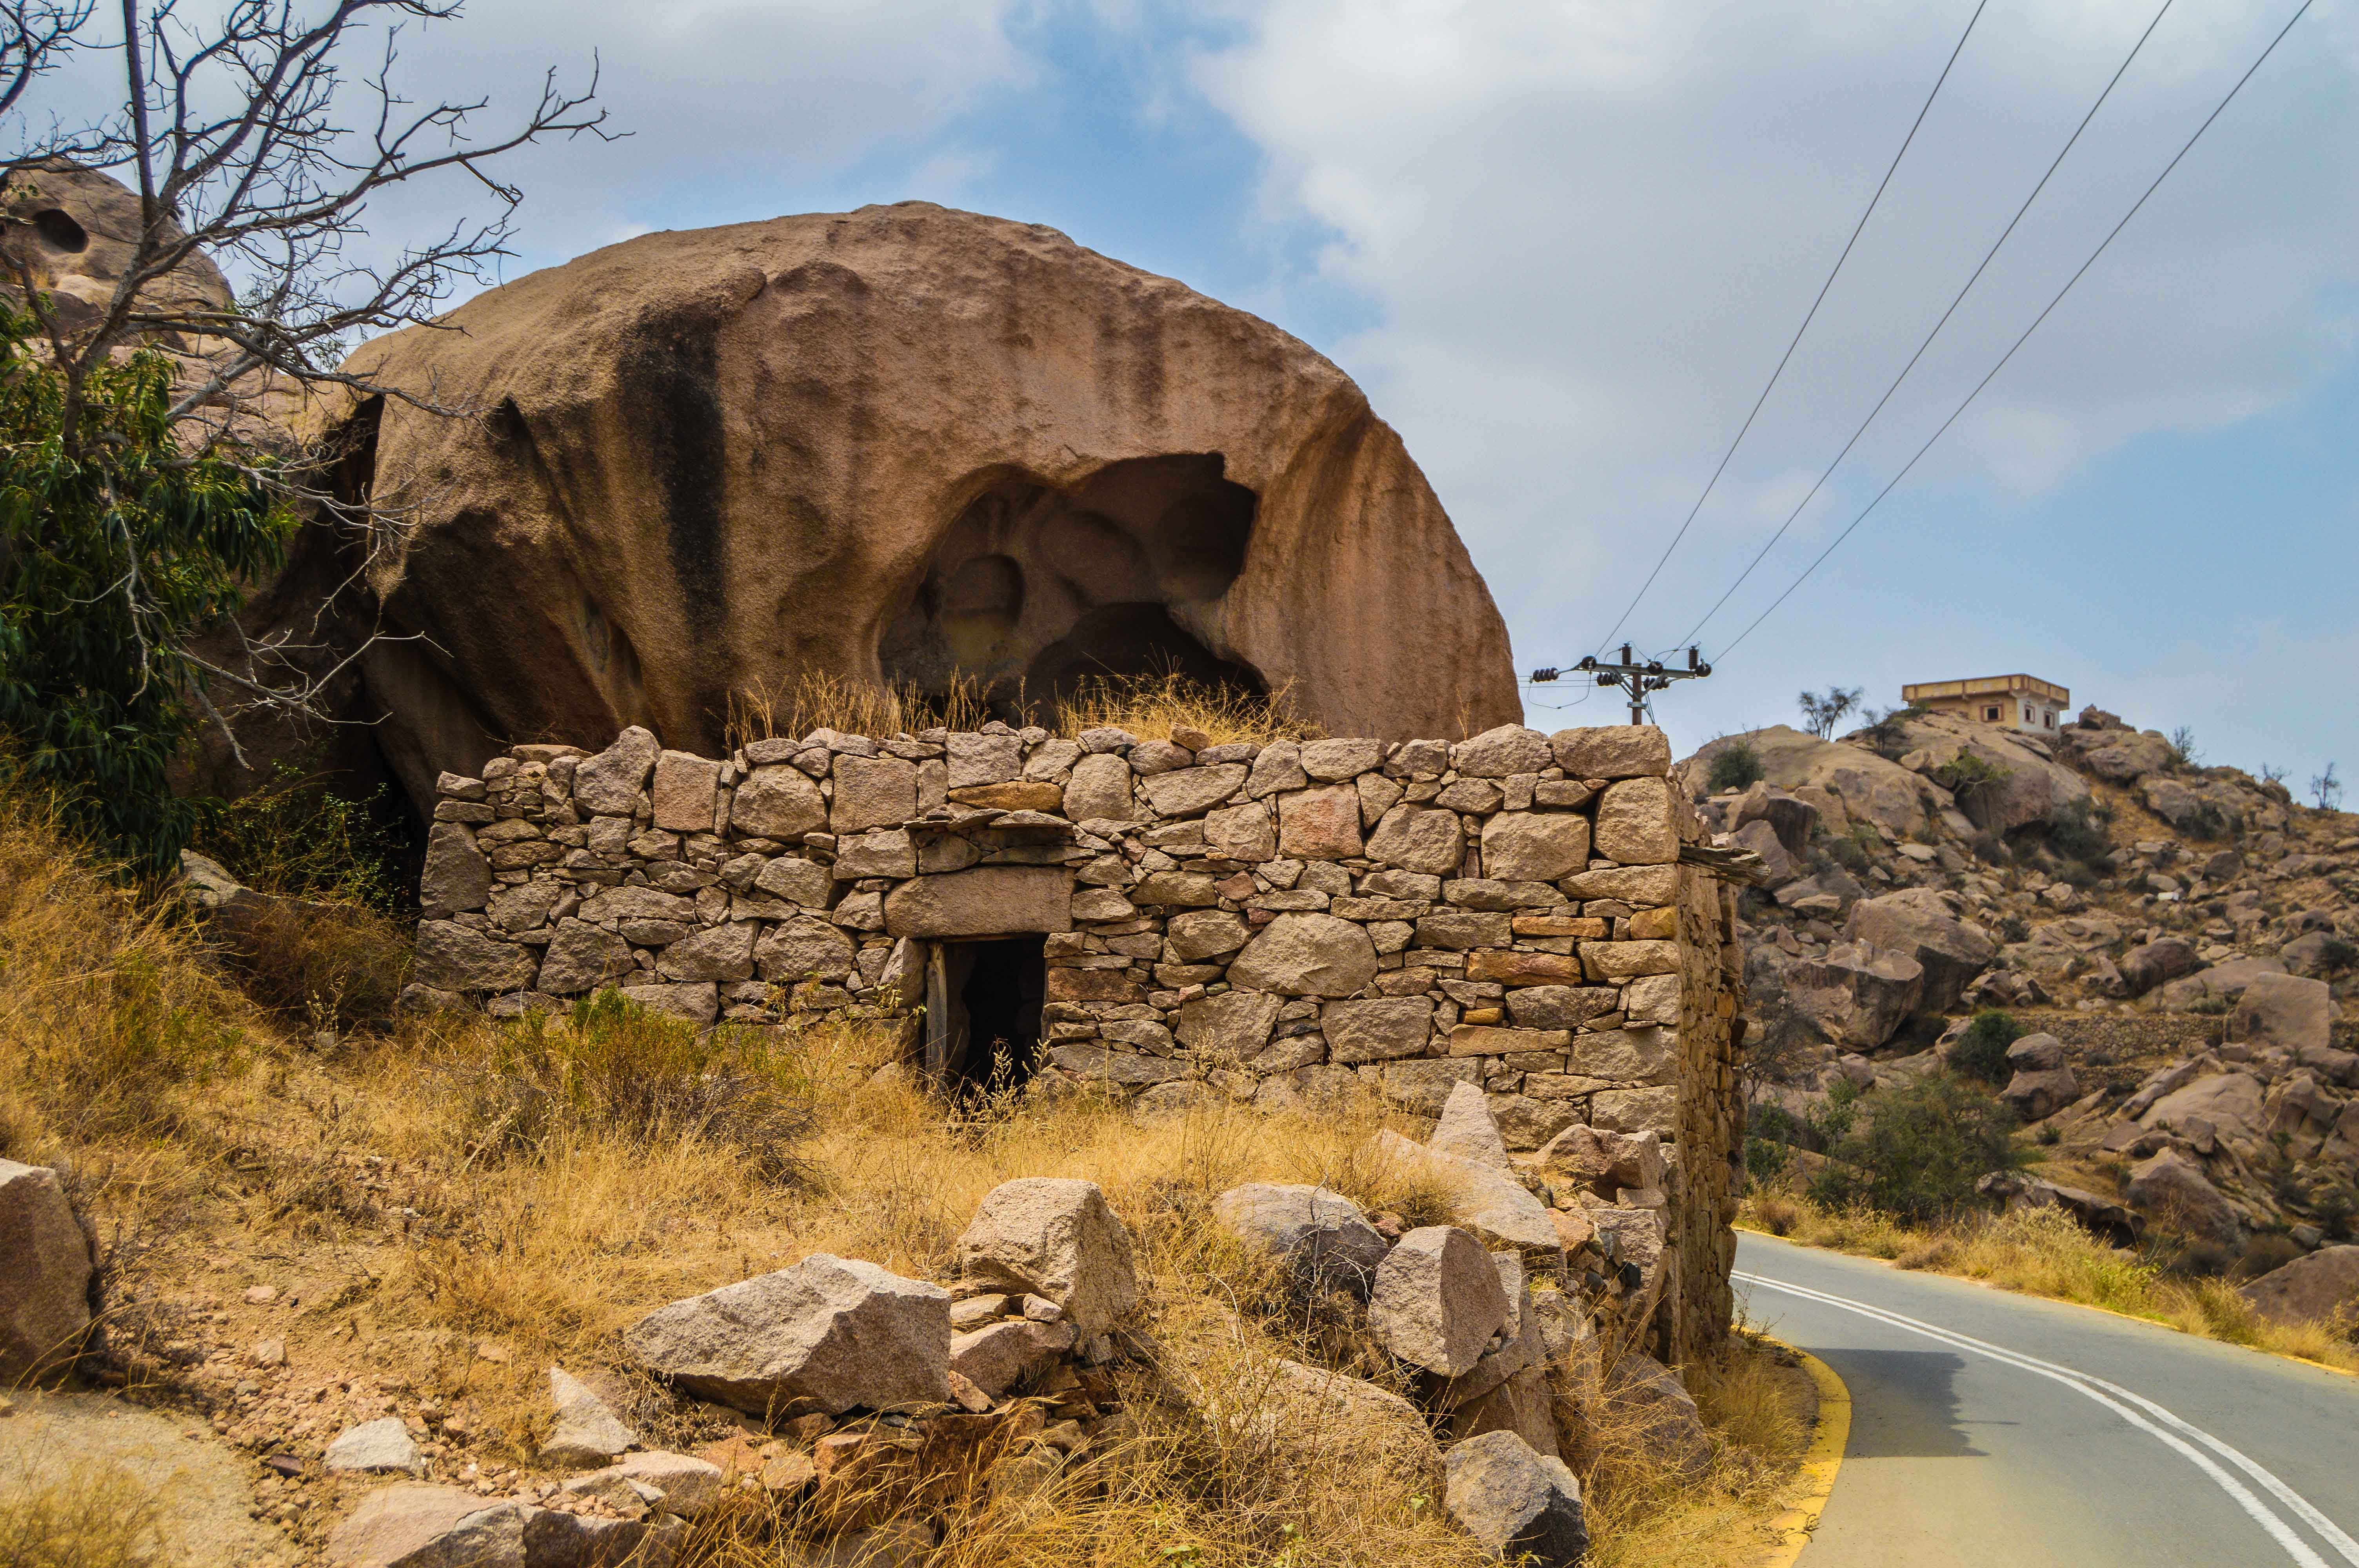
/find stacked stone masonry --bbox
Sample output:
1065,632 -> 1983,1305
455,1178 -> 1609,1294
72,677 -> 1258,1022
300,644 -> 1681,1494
411,720 -> 1746,1363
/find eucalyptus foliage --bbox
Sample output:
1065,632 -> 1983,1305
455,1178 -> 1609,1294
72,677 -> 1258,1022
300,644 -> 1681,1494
0,304 -> 287,868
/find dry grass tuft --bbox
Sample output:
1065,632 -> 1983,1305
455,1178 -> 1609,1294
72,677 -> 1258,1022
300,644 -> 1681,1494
0,1456 -> 171,1568
1741,1192 -> 2359,1373
1055,670 -> 1324,746
724,666 -> 1324,750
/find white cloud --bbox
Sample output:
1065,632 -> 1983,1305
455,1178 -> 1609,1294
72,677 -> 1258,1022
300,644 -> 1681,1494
1181,0 -> 2359,652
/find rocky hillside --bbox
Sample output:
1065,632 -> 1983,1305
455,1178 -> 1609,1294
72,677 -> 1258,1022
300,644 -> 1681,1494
1682,706 -> 2357,1255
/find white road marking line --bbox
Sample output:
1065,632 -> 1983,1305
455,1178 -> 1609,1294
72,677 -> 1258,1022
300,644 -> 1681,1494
1735,1269 -> 2355,1568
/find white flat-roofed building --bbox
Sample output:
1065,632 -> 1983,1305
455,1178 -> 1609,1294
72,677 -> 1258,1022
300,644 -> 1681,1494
1901,673 -> 2070,733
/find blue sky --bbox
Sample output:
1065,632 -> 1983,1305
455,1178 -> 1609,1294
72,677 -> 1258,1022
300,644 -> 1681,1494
64,1 -> 2359,784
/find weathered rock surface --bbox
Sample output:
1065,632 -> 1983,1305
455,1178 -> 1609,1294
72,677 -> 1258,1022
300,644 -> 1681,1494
2239,1245 -> 2359,1328
1602,1351 -> 1712,1479
538,1367 -> 637,1469
1429,1080 -> 1515,1170
1212,1183 -> 1390,1295
624,1256 -> 951,1416
1226,913 -> 1379,997
0,1159 -> 93,1384
2125,1149 -> 2241,1245
304,203 -> 1516,805
954,1179 -> 1138,1337
1789,941 -> 1924,1049
325,1417 -> 425,1477
1842,889 -> 1995,1013
1369,1226 -> 1509,1376
2228,973 -> 2333,1055
1443,1429 -> 1588,1568
947,1318 -> 1077,1399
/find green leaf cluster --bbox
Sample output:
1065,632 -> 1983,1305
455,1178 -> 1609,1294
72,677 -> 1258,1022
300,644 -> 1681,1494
0,303 -> 290,870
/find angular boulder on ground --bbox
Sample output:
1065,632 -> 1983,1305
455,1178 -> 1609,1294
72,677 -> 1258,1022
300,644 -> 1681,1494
325,1418 -> 425,1477
2000,1033 -> 2078,1122
949,1318 -> 1078,1399
1443,1429 -> 1588,1568
325,1483 -> 526,1568
1429,1080 -> 1514,1171
2118,937 -> 2201,998
1602,1351 -> 1711,1479
1369,1225 -> 1509,1376
2125,1149 -> 2240,1246
539,1367 -> 638,1469
1211,1183 -> 1390,1296
624,1255 -> 951,1416
0,1159 -> 94,1384
2140,1072 -> 2266,1151
1842,889 -> 1996,1013
2228,973 -> 2333,1055
1788,941 -> 1924,1049
1368,1129 -> 1560,1252
954,1178 -> 1138,1337
2239,1245 -> 2359,1328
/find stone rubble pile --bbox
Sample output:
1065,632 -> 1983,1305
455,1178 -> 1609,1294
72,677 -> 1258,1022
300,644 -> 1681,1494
328,1146 -> 1701,1568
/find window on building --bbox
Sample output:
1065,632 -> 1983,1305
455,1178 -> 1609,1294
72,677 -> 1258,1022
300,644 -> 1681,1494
1983,705 -> 2000,721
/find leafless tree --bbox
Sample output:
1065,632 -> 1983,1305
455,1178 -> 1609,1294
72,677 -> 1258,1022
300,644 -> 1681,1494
0,0 -> 611,760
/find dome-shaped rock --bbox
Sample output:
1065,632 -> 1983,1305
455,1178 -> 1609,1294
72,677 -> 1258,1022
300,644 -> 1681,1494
317,203 -> 1517,805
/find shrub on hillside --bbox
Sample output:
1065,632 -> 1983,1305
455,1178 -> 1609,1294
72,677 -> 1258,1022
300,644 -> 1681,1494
214,898 -> 411,1035
1948,1011 -> 2024,1086
202,763 -> 408,911
1708,741 -> 1765,794
1810,1077 -> 2023,1223
2044,798 -> 2113,869
466,990 -> 814,1182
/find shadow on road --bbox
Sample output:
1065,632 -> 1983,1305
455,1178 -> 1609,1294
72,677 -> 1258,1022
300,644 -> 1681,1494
1828,1350 -> 1988,1459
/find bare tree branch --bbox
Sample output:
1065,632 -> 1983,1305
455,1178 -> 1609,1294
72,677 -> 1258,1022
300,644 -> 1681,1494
0,0 -> 612,761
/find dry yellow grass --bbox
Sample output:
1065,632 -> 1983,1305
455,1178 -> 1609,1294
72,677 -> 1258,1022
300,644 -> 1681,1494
723,666 -> 1324,750
0,1457 -> 170,1568
1743,1192 -> 2359,1374
0,791 -> 1817,1566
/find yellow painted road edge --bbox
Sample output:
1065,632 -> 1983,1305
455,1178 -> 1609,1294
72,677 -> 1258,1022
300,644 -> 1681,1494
1756,1341 -> 1850,1568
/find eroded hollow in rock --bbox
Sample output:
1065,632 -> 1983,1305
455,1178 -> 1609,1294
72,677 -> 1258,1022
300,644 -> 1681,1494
880,454 -> 1265,720
929,936 -> 1047,1091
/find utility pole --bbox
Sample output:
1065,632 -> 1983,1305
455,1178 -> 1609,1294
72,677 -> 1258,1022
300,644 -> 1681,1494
1528,644 -> 1712,725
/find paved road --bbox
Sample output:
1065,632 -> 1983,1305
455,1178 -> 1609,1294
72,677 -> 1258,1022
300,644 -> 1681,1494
1734,1232 -> 2359,1567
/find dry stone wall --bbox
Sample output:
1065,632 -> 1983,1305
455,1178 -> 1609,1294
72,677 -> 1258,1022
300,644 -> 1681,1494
409,720 -> 1745,1362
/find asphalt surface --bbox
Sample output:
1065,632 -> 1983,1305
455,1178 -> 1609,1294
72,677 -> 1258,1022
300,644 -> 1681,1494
1734,1232 -> 2359,1568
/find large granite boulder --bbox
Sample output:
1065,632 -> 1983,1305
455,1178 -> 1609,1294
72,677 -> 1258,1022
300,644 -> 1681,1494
279,203 -> 1518,805
2239,1246 -> 2359,1328
954,1178 -> 1138,1337
1788,941 -> 1924,1050
0,1159 -> 95,1384
623,1255 -> 951,1415
1443,1430 -> 1588,1568
1842,889 -> 1996,1013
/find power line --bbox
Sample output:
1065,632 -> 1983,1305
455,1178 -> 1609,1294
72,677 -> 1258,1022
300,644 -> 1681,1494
1710,0 -> 2315,663
1584,0 -> 1992,659
1670,0 -> 2178,652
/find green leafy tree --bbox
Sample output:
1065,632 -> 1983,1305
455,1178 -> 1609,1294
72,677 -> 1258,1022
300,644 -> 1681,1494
1810,1076 -> 2024,1222
0,4 -> 606,865
0,305 -> 286,866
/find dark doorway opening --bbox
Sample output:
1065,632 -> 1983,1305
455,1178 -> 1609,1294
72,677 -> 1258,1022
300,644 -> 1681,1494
929,936 -> 1047,1090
